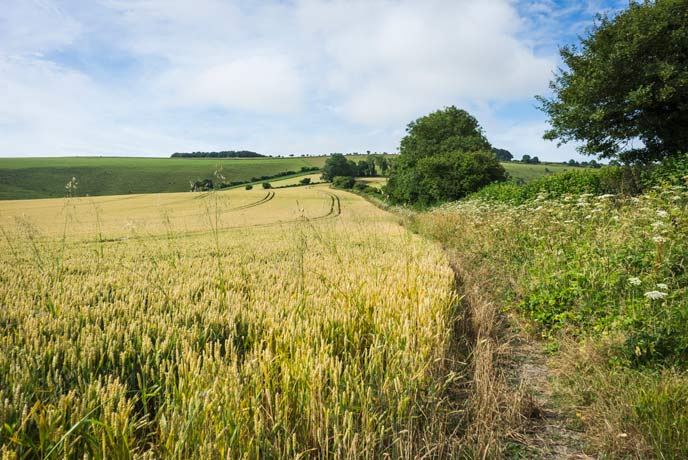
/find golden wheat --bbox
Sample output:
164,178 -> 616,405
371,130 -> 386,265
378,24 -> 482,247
0,184 -> 458,459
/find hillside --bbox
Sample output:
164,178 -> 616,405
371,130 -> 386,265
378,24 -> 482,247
0,156 -> 329,200
0,156 -> 578,200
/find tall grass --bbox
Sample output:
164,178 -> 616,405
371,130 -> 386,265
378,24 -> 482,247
0,189 -> 463,459
410,179 -> 688,458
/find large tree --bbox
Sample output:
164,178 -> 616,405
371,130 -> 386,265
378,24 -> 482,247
386,107 -> 505,205
538,0 -> 688,164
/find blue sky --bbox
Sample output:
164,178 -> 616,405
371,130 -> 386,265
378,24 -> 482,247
0,0 -> 628,160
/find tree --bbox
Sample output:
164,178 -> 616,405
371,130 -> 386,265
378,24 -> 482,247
321,153 -> 357,181
493,148 -> 514,161
521,154 -> 532,164
386,107 -> 505,205
355,159 -> 377,177
537,1 -> 688,163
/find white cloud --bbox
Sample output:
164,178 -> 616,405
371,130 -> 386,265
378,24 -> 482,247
161,55 -> 304,114
295,0 -> 556,126
0,0 -> 82,53
0,0 -> 611,159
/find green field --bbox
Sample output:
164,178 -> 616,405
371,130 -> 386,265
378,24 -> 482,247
0,157 -> 329,200
501,161 -> 573,183
0,156 -> 577,200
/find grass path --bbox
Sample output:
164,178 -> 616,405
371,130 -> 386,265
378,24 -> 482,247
505,320 -> 590,459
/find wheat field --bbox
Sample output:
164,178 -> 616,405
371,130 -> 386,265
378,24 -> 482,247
0,184 -> 460,459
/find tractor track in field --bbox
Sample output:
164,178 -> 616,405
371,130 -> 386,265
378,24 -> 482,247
75,188 -> 342,245
231,191 -> 275,210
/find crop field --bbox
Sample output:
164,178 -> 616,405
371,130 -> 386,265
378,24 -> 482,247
0,184 -> 459,459
269,173 -> 324,188
0,156 -> 574,201
0,157 -> 332,200
501,162 -> 572,183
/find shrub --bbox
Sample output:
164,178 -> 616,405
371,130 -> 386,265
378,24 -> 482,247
299,177 -> 311,185
245,184 -> 253,190
262,182 -> 272,189
331,176 -> 355,189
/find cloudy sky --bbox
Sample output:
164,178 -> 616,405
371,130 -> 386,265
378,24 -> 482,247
0,0 -> 627,160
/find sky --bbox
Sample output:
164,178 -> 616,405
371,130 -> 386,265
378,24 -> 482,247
0,0 -> 629,160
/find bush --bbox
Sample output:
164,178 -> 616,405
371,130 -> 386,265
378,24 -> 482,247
331,176 -> 355,189
262,182 -> 272,189
299,177 -> 311,185
245,184 -> 253,190
388,150 -> 506,206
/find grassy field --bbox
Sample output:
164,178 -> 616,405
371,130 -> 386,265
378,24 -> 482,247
501,161 -> 573,183
0,156 -> 574,200
0,157 -> 331,200
0,184 -> 463,459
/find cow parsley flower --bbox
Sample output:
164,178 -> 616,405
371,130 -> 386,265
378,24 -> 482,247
644,291 -> 668,300
653,235 -> 667,244
628,277 -> 642,286
656,283 -> 669,291
656,210 -> 669,218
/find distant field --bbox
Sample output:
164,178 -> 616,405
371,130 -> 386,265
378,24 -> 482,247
0,156 -> 331,200
502,161 -> 574,183
0,156 -> 578,200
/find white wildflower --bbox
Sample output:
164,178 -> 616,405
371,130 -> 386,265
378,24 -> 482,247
653,235 -> 667,244
656,210 -> 669,218
627,277 -> 642,286
656,283 -> 669,290
651,221 -> 665,229
644,291 -> 668,300
598,194 -> 615,199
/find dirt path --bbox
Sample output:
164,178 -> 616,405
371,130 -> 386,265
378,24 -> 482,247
446,250 -> 590,459
503,323 -> 591,459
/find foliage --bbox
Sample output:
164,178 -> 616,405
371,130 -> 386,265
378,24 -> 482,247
331,176 -> 355,189
321,154 -> 357,181
321,154 -> 379,182
245,184 -> 253,190
537,0 -> 688,163
261,182 -> 272,189
299,177 -> 311,185
520,155 -> 540,164
386,107 -> 505,205
492,148 -> 513,161
411,166 -> 688,457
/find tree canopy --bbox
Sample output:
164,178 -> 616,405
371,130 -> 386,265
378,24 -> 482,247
321,154 -> 378,181
386,107 -> 506,205
493,148 -> 514,161
537,0 -> 688,163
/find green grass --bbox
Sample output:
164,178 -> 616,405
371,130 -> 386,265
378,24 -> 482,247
0,156 -> 577,201
501,162 -> 574,183
0,156 -> 332,200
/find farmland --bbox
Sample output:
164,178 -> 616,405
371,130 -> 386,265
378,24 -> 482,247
0,157 -> 330,200
0,156 -> 574,201
0,184 -> 462,458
